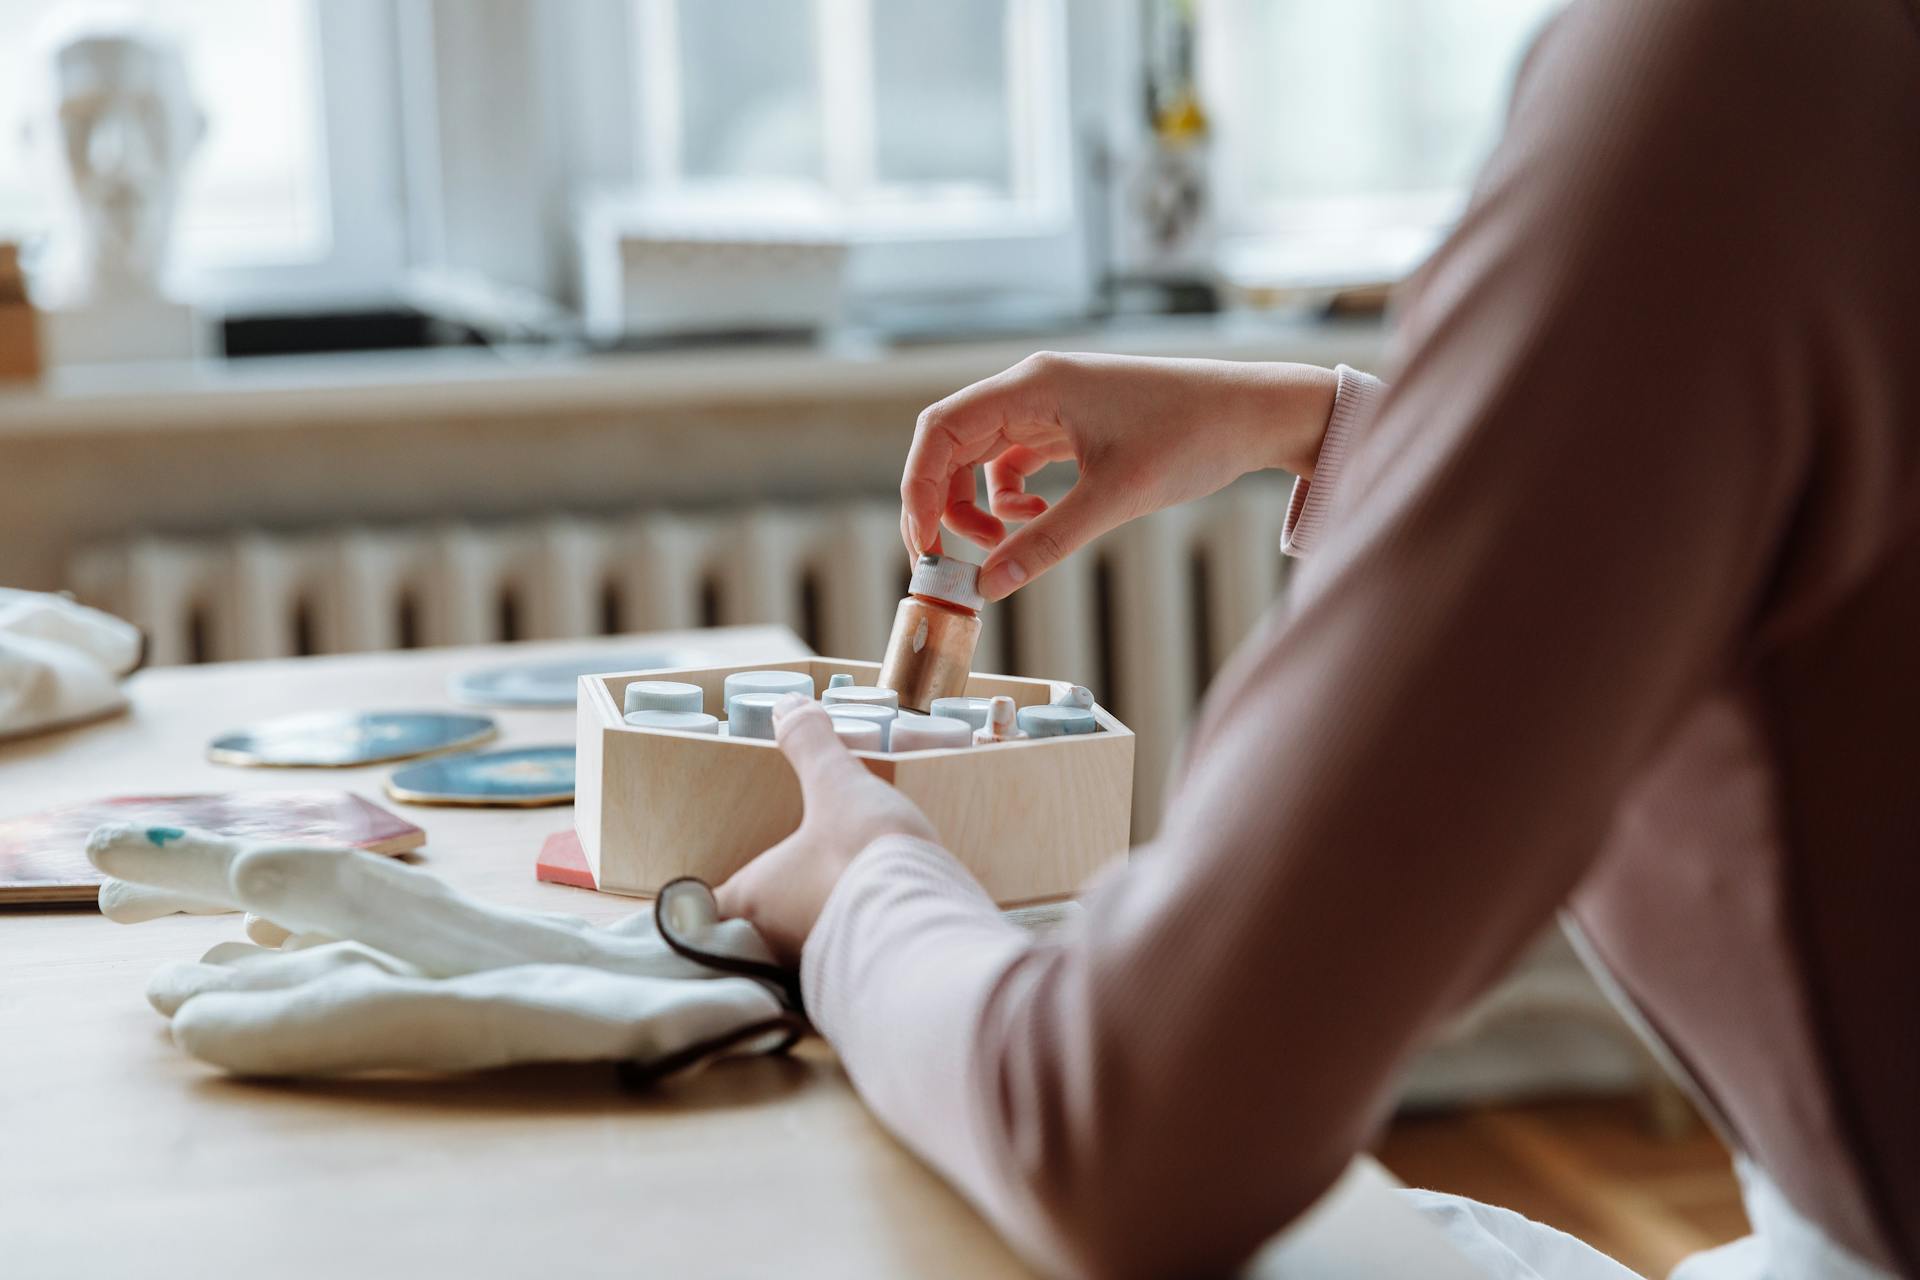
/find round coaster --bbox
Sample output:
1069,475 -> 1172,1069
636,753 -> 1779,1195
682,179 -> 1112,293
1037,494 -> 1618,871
449,651 -> 689,709
209,711 -> 498,768
385,744 -> 576,808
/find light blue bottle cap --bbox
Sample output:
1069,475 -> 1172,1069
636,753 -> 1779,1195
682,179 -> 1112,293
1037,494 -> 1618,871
1017,705 -> 1096,737
826,704 -> 896,749
722,669 -> 814,709
623,709 -> 719,734
888,713 -> 972,752
623,679 -> 704,715
827,673 -> 855,690
726,692 -> 784,740
822,684 -> 899,711
930,696 -> 993,731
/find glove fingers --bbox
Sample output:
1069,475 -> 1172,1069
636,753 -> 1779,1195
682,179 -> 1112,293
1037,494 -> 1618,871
171,964 -> 786,1077
97,877 -> 234,923
148,940 -> 421,1017
87,824 -> 249,909
226,845 -> 709,980
242,913 -> 294,948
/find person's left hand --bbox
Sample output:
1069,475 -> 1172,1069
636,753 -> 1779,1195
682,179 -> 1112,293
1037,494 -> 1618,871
717,696 -> 937,964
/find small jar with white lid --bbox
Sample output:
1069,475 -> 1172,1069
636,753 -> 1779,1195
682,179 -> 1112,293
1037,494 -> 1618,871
887,712 -> 973,752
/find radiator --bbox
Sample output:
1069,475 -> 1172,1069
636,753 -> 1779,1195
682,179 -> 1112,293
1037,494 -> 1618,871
68,477 -> 1295,839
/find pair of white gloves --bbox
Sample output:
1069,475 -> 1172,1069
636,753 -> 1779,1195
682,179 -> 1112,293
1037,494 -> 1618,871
0,589 -> 144,740
88,825 -> 804,1081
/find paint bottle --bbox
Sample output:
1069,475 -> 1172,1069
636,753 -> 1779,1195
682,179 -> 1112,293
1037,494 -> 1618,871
1051,684 -> 1094,711
623,680 -> 705,715
930,695 -> 994,731
822,684 -> 899,711
723,669 -> 814,709
624,709 -> 720,734
727,692 -> 783,740
887,713 -> 973,752
1017,705 -> 1097,737
878,555 -> 984,713
830,718 -> 884,751
972,695 -> 1025,746
827,704 -> 897,750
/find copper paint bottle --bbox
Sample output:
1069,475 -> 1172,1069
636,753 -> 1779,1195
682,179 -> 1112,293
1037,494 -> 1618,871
878,555 -> 984,712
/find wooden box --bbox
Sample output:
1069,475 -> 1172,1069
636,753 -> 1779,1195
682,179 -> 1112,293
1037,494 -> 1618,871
576,657 -> 1133,905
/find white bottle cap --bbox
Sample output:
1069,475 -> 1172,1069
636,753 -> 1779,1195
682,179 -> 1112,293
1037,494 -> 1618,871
888,713 -> 973,752
623,679 -> 705,715
726,692 -> 784,740
623,709 -> 719,735
1017,705 -> 1097,737
831,718 -> 883,751
1051,684 -> 1094,710
722,669 -> 814,709
822,684 -> 899,711
909,554 -> 985,612
827,673 -> 854,690
827,704 -> 896,749
930,695 -> 993,730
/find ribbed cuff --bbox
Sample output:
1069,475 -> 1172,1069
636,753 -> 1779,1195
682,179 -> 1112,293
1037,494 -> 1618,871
800,833 -> 999,1039
1282,364 -> 1387,557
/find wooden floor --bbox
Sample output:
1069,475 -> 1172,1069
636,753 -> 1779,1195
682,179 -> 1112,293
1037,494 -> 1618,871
1375,1095 -> 1750,1278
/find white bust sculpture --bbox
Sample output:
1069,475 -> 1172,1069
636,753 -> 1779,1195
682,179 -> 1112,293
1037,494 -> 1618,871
25,16 -> 205,306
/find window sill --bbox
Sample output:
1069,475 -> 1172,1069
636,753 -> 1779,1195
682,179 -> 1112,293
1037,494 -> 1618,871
0,313 -> 1388,442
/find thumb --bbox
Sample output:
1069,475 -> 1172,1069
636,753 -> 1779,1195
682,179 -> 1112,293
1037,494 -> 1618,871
977,479 -> 1129,601
772,696 -> 864,794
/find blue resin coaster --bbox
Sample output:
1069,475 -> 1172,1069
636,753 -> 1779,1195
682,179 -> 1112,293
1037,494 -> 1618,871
450,651 -> 690,708
209,711 -> 499,768
385,744 -> 577,807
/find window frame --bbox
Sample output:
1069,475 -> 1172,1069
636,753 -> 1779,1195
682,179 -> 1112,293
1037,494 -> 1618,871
185,0 -> 409,313
617,0 -> 1090,304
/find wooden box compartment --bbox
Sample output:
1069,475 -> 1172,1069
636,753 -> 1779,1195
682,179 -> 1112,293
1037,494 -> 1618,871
576,657 -> 1133,905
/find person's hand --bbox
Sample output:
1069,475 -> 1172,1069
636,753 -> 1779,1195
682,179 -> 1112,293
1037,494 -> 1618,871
716,696 -> 937,964
901,352 -> 1339,600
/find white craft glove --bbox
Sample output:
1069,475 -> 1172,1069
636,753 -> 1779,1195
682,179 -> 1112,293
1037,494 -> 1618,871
87,824 -> 803,1081
0,589 -> 143,742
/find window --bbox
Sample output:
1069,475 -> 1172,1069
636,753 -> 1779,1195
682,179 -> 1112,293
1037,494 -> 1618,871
0,0 -> 403,309
1205,0 -> 1564,287
621,0 -> 1082,300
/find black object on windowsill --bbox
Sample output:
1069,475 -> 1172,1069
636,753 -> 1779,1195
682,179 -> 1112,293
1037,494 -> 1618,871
221,308 -> 488,360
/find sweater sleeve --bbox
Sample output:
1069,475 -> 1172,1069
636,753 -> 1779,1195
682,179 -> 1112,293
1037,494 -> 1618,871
802,2 -> 1818,1275
1281,364 -> 1388,558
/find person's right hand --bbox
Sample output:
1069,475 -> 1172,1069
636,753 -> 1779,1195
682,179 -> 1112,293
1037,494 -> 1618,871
900,352 -> 1340,600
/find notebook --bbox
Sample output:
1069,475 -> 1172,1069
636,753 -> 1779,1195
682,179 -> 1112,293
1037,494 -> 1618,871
0,791 -> 425,906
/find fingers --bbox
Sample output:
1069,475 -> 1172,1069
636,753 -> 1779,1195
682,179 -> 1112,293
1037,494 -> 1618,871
87,823 -> 249,909
147,939 -> 420,1017
978,480 -> 1131,601
223,844 -> 712,981
901,359 -> 1061,556
942,466 -> 1006,549
97,877 -> 233,924
243,913 -> 295,948
772,696 -> 864,793
169,965 -> 783,1077
984,443 -> 1056,521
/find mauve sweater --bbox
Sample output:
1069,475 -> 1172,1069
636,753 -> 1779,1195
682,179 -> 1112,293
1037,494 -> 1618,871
801,1 -> 1920,1275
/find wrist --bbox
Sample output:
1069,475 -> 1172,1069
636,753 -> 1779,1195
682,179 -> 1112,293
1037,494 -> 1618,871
1254,363 -> 1340,480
